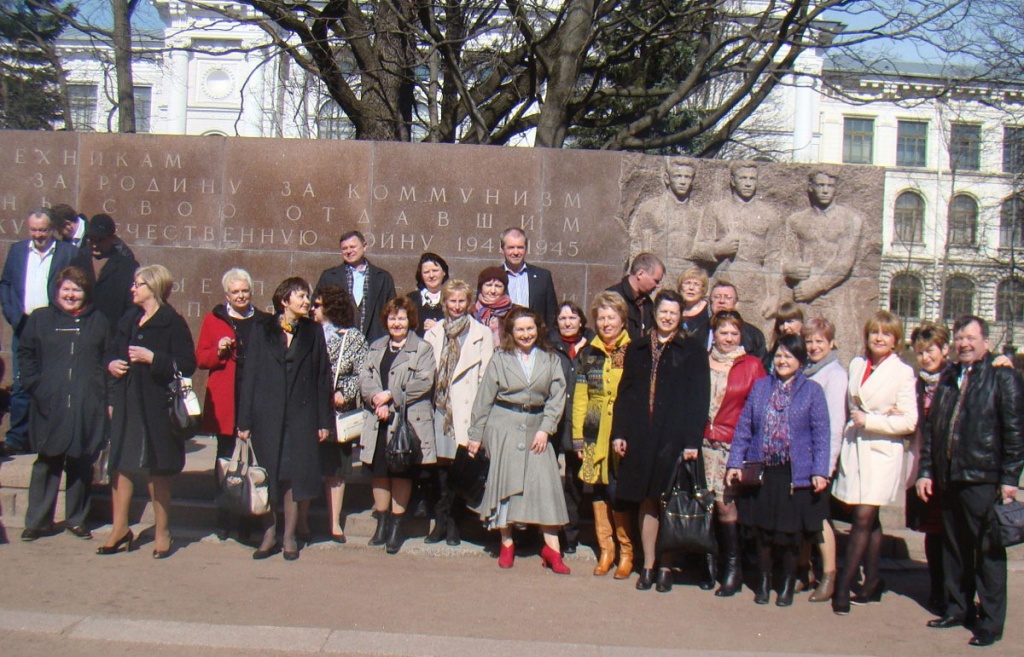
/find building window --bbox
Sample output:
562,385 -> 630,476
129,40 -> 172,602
893,191 -> 925,244
889,273 -> 923,320
68,84 -> 97,131
897,120 -> 928,167
1000,195 -> 1024,249
997,278 -> 1024,323
949,123 -> 981,171
943,276 -> 975,321
947,194 -> 978,247
317,100 -> 352,140
133,86 -> 152,133
843,117 -> 874,164
1003,126 -> 1024,174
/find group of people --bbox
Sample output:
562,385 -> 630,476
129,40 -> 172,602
3,209 -> 1021,649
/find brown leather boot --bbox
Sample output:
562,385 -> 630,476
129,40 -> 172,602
612,510 -> 634,579
592,501 -> 616,576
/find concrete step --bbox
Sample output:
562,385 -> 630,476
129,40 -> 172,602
3,436 -> 1022,562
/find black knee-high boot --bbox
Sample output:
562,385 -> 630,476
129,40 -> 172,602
425,467 -> 450,544
715,521 -> 743,597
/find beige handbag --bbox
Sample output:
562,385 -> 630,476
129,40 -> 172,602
333,329 -> 365,443
216,440 -> 271,516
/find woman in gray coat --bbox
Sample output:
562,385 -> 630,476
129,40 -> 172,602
359,296 -> 436,554
467,307 -> 570,574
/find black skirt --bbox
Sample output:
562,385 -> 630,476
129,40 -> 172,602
738,463 -> 826,546
319,441 -> 353,478
370,421 -> 416,479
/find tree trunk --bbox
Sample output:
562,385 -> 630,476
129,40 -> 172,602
111,0 -> 135,133
534,0 -> 595,148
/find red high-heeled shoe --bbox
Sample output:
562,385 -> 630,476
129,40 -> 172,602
498,541 -> 515,569
540,545 -> 571,575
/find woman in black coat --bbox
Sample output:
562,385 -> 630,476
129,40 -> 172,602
100,265 -> 196,558
237,277 -> 333,561
18,266 -> 109,541
611,289 -> 711,592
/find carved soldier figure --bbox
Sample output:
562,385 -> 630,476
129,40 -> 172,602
629,158 -> 706,283
697,164 -> 780,319
777,170 -> 870,354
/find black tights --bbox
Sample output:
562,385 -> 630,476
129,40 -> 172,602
756,534 -> 798,579
838,504 -> 881,596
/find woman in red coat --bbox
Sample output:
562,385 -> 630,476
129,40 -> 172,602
703,310 -> 766,596
195,268 -> 270,540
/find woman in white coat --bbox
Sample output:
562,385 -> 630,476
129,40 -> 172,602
831,310 -> 918,615
423,279 -> 494,545
359,296 -> 436,554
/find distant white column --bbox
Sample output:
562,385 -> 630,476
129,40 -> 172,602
167,43 -> 190,134
792,73 -> 814,162
241,44 -> 267,136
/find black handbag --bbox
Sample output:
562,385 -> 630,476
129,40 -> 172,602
656,455 -> 717,555
450,444 -> 490,508
992,499 -> 1024,548
167,365 -> 201,441
385,405 -> 420,474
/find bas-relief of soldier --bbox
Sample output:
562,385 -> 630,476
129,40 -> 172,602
628,158 -> 708,283
775,169 -> 871,358
695,163 -> 781,321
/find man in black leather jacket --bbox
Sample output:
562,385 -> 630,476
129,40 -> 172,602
916,315 -> 1024,648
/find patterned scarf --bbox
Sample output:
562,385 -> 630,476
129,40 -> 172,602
762,375 -> 796,465
435,314 -> 470,436
919,367 -> 943,418
648,331 -> 676,417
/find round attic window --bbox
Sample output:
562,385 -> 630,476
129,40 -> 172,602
203,68 -> 234,99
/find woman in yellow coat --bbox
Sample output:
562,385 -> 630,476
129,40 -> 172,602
573,291 -> 632,578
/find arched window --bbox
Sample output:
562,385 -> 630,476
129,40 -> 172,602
894,191 -> 924,244
947,194 -> 978,247
317,100 -> 353,140
1000,195 -> 1024,248
943,276 -> 975,321
889,273 -> 923,320
997,278 -> 1024,323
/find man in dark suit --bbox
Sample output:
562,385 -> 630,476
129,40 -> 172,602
315,230 -> 396,342
917,315 -> 1024,648
606,252 -> 663,340
52,204 -> 88,253
710,280 -> 766,359
0,207 -> 77,455
70,214 -> 139,326
500,227 -> 557,327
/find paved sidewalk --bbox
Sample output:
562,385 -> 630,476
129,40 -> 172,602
1,531 -> 1021,656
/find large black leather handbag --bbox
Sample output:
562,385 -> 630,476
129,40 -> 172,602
449,444 -> 490,508
656,454 -> 717,555
385,405 -> 420,475
992,499 -> 1024,548
167,366 -> 201,441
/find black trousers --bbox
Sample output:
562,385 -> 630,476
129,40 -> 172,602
941,482 -> 1007,635
25,452 -> 94,529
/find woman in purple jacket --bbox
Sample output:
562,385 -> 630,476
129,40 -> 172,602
726,333 -> 831,607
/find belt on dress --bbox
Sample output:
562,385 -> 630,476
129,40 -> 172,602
494,399 -> 544,414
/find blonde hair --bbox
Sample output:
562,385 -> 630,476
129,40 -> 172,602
441,279 -> 475,316
589,290 -> 629,326
136,265 -> 173,303
863,310 -> 904,354
676,266 -> 709,296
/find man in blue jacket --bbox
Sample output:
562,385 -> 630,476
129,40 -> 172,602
0,207 -> 77,456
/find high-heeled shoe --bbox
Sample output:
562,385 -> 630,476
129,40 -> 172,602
636,568 -> 655,590
851,579 -> 886,606
540,545 -> 570,575
253,543 -> 281,560
498,541 -> 515,569
152,536 -> 174,560
96,529 -> 134,555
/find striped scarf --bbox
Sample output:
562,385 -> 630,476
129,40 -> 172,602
435,315 -> 470,436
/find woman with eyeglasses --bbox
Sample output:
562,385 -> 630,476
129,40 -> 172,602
100,265 -> 196,558
195,268 -> 271,540
676,266 -> 711,345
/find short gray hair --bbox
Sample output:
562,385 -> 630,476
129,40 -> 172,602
221,268 -> 253,293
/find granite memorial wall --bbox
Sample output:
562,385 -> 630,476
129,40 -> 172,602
0,131 -> 883,384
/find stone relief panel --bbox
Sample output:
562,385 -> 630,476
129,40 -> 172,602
0,131 -> 883,374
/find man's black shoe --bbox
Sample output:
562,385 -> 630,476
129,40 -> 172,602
927,616 -> 964,629
21,528 -> 44,542
968,630 -> 1001,647
66,525 -> 93,539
